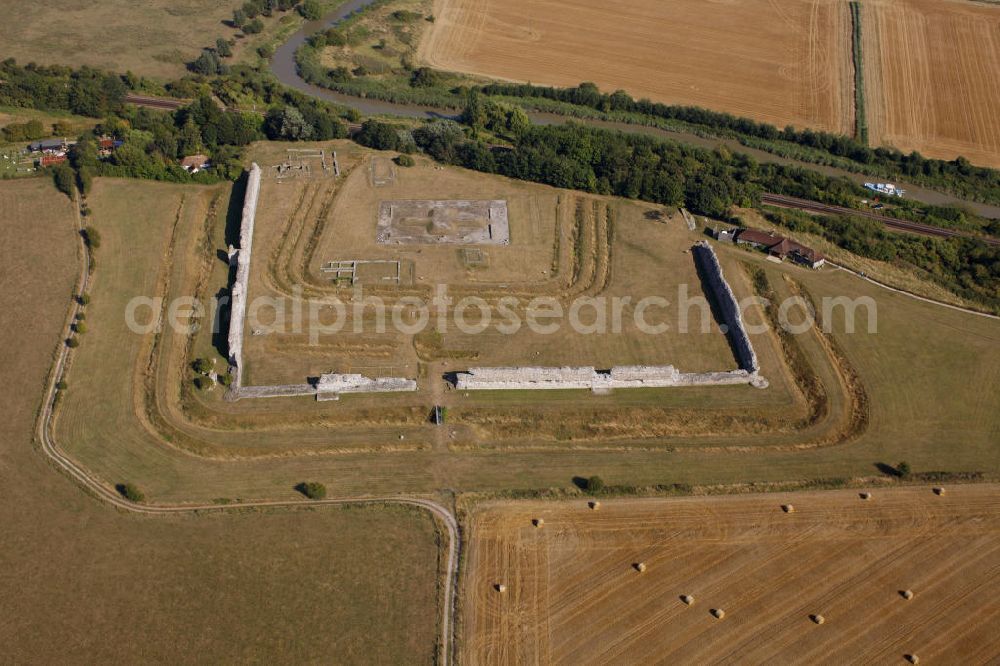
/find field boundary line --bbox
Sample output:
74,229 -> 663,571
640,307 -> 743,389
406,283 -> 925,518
33,188 -> 460,666
850,1 -> 868,144
829,261 -> 1000,320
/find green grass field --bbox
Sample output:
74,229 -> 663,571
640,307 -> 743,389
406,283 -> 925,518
0,177 -> 441,662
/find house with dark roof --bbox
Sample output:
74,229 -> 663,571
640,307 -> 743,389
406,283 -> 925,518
28,138 -> 68,154
734,228 -> 825,269
180,154 -> 210,173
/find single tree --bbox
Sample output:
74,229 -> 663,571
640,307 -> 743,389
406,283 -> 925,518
192,358 -> 213,374
52,163 -> 76,197
295,481 -> 327,500
298,0 -> 322,20
896,461 -> 911,478
586,475 -> 605,493
264,106 -> 313,140
116,482 -> 145,503
83,226 -> 101,249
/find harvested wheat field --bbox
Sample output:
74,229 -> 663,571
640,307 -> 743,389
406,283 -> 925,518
863,0 -> 1000,166
462,485 -> 1000,663
420,0 -> 854,134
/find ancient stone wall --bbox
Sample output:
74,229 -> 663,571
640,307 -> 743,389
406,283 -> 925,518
692,241 -> 759,373
227,163 -> 261,388
455,366 -> 752,391
317,373 -> 417,395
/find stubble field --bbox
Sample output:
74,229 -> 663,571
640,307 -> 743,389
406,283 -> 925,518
462,485 -> 1000,664
419,0 -> 854,135
862,0 -> 1000,167
0,178 -> 441,662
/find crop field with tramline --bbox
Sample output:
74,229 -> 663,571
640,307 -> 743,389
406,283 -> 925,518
420,0 -> 1000,167
861,0 -> 1000,167
419,0 -> 855,136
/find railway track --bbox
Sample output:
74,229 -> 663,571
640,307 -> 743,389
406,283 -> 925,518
761,193 -> 1000,246
123,93 -> 190,110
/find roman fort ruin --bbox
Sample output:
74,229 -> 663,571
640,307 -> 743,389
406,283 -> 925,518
225,160 -> 765,400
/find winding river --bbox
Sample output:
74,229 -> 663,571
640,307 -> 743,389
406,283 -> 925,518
270,2 -> 1000,220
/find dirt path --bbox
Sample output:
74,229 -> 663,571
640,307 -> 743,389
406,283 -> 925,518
829,262 -> 999,320
36,194 -> 460,666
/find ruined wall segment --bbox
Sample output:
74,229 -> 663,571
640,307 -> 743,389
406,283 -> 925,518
455,366 -> 752,391
692,241 -> 759,374
227,163 -> 261,388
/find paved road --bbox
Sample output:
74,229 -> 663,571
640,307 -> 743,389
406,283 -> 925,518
36,193 -> 460,666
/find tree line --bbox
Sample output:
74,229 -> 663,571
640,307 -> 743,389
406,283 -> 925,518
354,114 -> 876,219
478,82 -> 1000,205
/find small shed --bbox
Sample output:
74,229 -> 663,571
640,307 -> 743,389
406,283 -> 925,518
180,154 -> 211,173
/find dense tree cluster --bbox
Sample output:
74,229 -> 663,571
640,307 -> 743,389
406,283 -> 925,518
479,82 -> 1000,203
1,61 -> 350,192
1,118 -> 46,143
0,59 -> 126,117
190,49 -> 229,76
461,91 -> 530,138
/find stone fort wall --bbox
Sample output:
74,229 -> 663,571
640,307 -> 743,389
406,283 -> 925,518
692,241 -> 759,373
227,163 -> 261,388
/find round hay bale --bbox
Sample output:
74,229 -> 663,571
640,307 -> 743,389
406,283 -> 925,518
901,589 -> 914,600
860,492 -> 872,500
495,583 -> 507,593
634,562 -> 647,573
711,608 -> 725,619
811,614 -> 825,625
782,504 -> 795,513
589,500 -> 601,510
533,518 -> 544,528
681,594 -> 694,605
905,654 -> 919,664
933,487 -> 945,496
